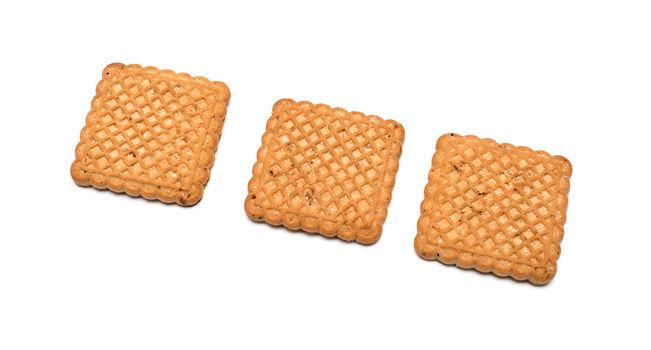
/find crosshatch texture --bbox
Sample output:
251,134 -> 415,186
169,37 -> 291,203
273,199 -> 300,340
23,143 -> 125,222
245,99 -> 404,244
71,63 -> 230,206
415,134 -> 572,285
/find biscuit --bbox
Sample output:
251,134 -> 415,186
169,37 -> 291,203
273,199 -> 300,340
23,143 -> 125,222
245,99 -> 404,244
71,63 -> 230,206
414,134 -> 572,285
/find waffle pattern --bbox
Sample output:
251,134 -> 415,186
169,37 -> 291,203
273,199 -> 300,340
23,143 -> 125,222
414,134 -> 572,285
71,63 -> 230,206
245,99 -> 404,244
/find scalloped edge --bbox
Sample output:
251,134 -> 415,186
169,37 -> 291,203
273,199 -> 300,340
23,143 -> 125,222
245,99 -> 404,244
415,133 -> 572,285
70,63 -> 230,206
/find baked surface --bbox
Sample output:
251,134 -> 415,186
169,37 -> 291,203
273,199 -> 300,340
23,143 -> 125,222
71,63 -> 230,206
414,133 -> 572,284
245,99 -> 404,244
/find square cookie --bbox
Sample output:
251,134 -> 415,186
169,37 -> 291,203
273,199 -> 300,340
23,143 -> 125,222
71,63 -> 230,206
414,134 -> 572,285
245,99 -> 404,244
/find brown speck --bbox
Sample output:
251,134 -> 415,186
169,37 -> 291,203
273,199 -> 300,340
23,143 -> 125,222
304,189 -> 314,203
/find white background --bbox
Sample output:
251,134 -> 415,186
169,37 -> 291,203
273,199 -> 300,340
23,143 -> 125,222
1,1 -> 650,349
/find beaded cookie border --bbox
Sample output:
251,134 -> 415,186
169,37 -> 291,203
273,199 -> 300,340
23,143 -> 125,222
414,133 -> 572,284
245,99 -> 404,244
71,63 -> 230,206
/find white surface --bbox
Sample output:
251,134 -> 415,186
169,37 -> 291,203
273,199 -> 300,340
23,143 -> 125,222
1,1 -> 650,349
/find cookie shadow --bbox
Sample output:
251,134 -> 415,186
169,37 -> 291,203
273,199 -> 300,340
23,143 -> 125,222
416,253 -> 555,288
244,217 -> 378,247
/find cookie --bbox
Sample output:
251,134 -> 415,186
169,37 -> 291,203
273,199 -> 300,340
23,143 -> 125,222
414,134 -> 572,285
245,99 -> 404,244
71,63 -> 230,206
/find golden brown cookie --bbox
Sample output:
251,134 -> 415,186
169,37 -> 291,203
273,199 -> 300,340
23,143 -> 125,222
414,134 -> 572,285
245,99 -> 404,244
71,63 -> 230,206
